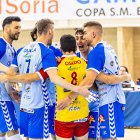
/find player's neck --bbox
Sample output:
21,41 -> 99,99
92,37 -> 102,48
2,33 -> 13,45
36,36 -> 48,46
82,47 -> 91,58
81,52 -> 88,60
63,51 -> 75,55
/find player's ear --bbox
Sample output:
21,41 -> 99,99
4,25 -> 10,32
48,29 -> 51,35
92,32 -> 96,38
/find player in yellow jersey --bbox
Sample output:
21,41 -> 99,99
55,34 -> 90,140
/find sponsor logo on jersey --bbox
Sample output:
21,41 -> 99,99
68,106 -> 80,111
67,66 -> 80,71
110,61 -> 114,66
65,60 -> 81,65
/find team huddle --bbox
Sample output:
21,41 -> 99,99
0,16 -> 131,140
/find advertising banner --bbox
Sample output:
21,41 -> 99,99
0,0 -> 139,20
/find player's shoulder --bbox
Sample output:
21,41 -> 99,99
89,42 -> 105,56
94,42 -> 105,50
38,42 -> 54,54
0,38 -> 7,49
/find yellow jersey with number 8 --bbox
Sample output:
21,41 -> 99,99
56,56 -> 89,122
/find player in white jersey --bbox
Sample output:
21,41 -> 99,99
82,21 -> 128,140
0,19 -> 93,140
0,16 -> 21,140
30,26 -> 62,140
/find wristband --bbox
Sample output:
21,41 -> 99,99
37,68 -> 49,81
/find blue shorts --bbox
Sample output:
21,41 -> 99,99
88,111 -> 100,139
20,106 -> 44,138
99,101 -> 125,139
48,104 -> 55,136
0,101 -> 18,133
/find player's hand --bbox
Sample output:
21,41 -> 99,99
125,73 -> 131,81
120,72 -> 131,82
78,85 -> 92,97
56,96 -> 71,110
0,74 -> 9,82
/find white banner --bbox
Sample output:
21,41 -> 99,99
0,0 -> 140,20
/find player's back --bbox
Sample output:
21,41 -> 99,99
13,42 -> 51,109
56,55 -> 89,122
0,38 -> 16,101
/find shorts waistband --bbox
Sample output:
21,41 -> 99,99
20,108 -> 34,113
74,117 -> 88,123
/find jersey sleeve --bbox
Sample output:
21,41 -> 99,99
87,46 -> 105,73
11,48 -> 23,67
36,68 -> 49,81
0,43 -> 6,59
49,45 -> 62,57
41,45 -> 57,71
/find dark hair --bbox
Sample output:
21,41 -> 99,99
30,27 -> 37,41
37,19 -> 54,35
60,34 -> 77,53
75,28 -> 84,35
120,66 -> 129,73
83,21 -> 103,33
2,16 -> 21,30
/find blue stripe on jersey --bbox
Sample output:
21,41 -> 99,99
0,38 -> 7,59
76,52 -> 81,58
49,45 -> 62,57
39,43 -> 57,71
0,38 -> 16,101
87,43 -> 105,73
12,47 -> 23,67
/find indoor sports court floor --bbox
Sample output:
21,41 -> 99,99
118,128 -> 140,140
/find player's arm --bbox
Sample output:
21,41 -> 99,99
56,70 -> 98,110
66,70 -> 98,99
1,68 -> 48,83
3,73 -> 40,83
96,72 -> 131,84
46,68 -> 89,95
2,46 -> 46,83
0,63 -> 9,73
40,47 -> 90,95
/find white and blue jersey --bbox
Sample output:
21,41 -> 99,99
87,42 -> 125,107
12,42 -> 57,110
0,38 -> 16,101
0,38 -> 18,132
